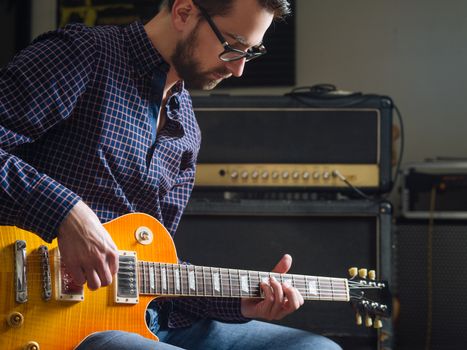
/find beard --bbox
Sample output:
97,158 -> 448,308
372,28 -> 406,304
171,23 -> 230,90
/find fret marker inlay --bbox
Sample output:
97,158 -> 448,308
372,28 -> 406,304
149,264 -> 155,291
308,280 -> 317,295
161,267 -> 167,291
241,275 -> 249,293
189,271 -> 196,291
213,272 -> 220,292
174,268 -> 180,292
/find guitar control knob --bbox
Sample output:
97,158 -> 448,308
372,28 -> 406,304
261,171 -> 269,179
24,341 -> 40,350
323,171 -> 331,180
7,312 -> 24,328
303,171 -> 310,180
230,171 -> 239,179
241,171 -> 249,179
251,171 -> 259,179
292,171 -> 300,180
282,171 -> 289,179
272,171 -> 279,180
312,171 -> 320,180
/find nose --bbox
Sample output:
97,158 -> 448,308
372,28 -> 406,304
226,58 -> 246,78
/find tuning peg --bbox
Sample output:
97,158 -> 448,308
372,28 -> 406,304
348,267 -> 358,278
368,270 -> 376,280
373,316 -> 383,329
365,315 -> 373,327
355,312 -> 363,325
358,268 -> 368,279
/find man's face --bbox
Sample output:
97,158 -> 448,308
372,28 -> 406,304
171,21 -> 230,90
171,0 -> 274,90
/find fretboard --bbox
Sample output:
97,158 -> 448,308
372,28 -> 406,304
136,262 -> 349,302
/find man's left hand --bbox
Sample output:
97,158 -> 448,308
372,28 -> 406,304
240,254 -> 304,321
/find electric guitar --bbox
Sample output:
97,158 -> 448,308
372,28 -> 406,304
0,213 -> 391,350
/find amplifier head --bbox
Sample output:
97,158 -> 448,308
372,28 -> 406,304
192,94 -> 393,193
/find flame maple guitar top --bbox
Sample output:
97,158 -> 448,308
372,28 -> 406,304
0,213 -> 177,350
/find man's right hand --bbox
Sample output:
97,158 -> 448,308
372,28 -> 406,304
57,200 -> 119,290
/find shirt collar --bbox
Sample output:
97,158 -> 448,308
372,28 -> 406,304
124,21 -> 170,76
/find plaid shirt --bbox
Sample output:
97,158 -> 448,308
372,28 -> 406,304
0,21 -> 247,328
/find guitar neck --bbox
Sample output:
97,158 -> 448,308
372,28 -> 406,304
136,262 -> 349,302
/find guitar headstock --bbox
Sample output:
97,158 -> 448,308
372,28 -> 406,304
347,267 -> 392,328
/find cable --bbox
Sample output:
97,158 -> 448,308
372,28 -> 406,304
332,170 -> 372,200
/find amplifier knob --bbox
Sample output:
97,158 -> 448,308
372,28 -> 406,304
251,171 -> 259,179
231,171 -> 239,179
323,171 -> 331,180
272,171 -> 280,180
292,171 -> 300,180
282,171 -> 289,179
312,171 -> 320,179
241,171 -> 249,179
303,171 -> 310,180
261,171 -> 269,179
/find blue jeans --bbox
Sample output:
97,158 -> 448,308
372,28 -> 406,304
77,319 -> 342,350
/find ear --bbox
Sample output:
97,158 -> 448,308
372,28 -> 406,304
171,0 -> 198,33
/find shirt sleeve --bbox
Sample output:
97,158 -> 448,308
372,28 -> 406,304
0,25 -> 96,242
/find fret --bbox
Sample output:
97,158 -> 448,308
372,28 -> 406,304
219,268 -> 228,297
247,271 -> 253,297
295,275 -> 306,296
330,278 -> 334,300
319,277 -> 333,301
180,264 -> 188,296
194,266 -> 203,296
169,264 -> 175,295
201,266 -> 208,296
227,269 -> 234,297
253,271 -> 261,297
283,274 -> 292,286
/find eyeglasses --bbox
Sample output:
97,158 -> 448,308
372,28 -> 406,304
194,3 -> 267,62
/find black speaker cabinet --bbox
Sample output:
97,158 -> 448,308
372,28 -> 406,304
395,220 -> 467,350
175,199 -> 393,350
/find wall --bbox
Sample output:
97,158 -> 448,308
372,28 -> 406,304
5,0 -> 467,175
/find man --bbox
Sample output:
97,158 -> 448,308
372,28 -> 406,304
0,0 -> 341,349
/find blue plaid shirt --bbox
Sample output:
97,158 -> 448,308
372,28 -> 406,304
0,21 -> 246,328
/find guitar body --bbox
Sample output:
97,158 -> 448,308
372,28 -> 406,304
0,213 -> 178,350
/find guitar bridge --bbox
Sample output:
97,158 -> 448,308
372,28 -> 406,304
54,248 -> 84,301
114,251 -> 139,304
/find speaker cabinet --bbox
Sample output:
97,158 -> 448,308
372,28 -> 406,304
395,220 -> 467,350
175,199 -> 393,350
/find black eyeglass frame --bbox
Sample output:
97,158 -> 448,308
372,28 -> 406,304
194,3 -> 267,62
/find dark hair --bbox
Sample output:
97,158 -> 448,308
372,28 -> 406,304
162,0 -> 291,20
